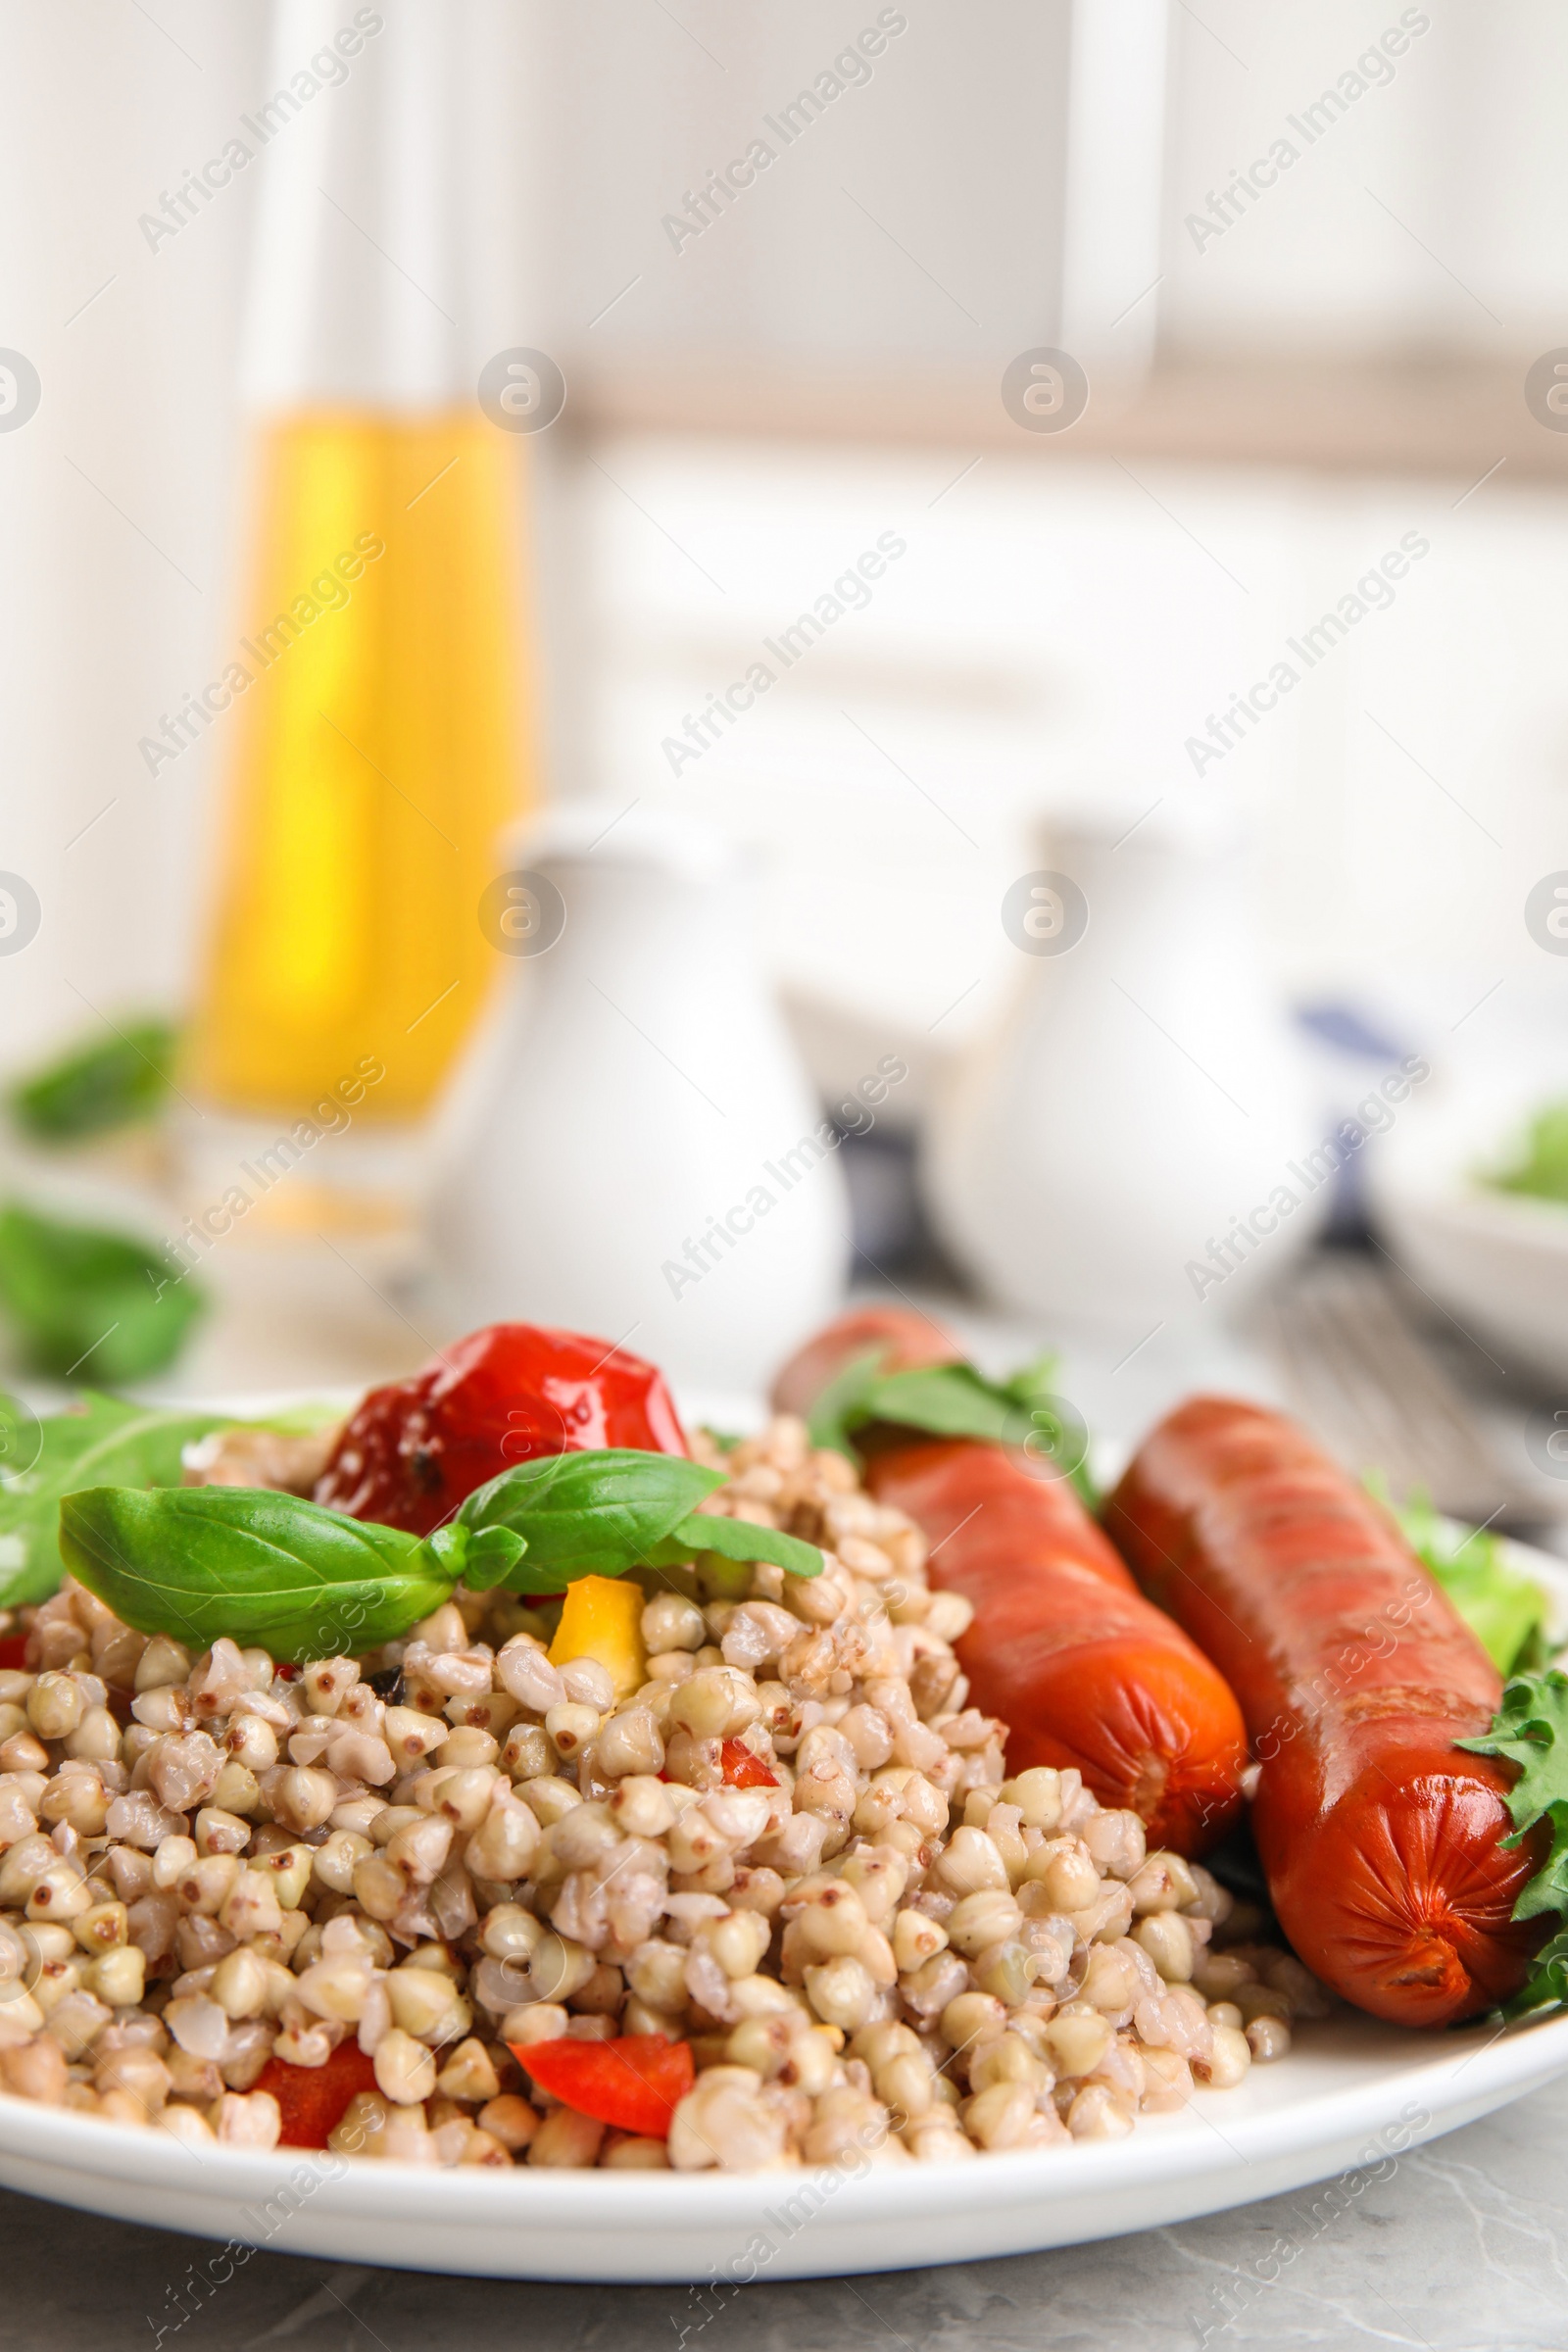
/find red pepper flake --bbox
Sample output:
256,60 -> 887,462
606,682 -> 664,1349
718,1738 -> 777,1789
253,2039 -> 380,2149
510,2033 -> 694,2138
0,1636 -> 28,1672
273,1662 -> 300,1682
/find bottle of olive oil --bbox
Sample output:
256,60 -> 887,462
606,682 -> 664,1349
188,3 -> 532,1129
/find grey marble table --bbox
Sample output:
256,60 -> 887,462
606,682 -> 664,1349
1,2078 -> 1563,2352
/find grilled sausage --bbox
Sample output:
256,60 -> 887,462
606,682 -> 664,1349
772,1308 -> 1249,1854
1103,1394 -> 1541,2025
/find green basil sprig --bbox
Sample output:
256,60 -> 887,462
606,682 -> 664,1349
59,1446 -> 823,1661
454,1448 -> 823,1589
646,1511 -> 823,1579
454,1449 -> 720,1589
808,1346 -> 1097,1507
59,1486 -> 463,1662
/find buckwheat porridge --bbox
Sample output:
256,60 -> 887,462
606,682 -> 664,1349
0,1416 -> 1319,2169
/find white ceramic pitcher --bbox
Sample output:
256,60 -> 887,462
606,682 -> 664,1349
924,799 -> 1325,1334
424,805 -> 849,1392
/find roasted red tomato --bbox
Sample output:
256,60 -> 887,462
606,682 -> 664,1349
254,2039 -> 381,2149
314,1322 -> 690,1535
510,2034 -> 694,2137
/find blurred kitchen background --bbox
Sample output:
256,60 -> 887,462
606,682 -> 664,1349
4,0 -> 1568,1523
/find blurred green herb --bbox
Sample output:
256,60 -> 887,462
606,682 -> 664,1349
1367,1472 -> 1547,1677
0,1200 -> 204,1385
8,1018 -> 179,1142
1487,1100 -> 1568,1206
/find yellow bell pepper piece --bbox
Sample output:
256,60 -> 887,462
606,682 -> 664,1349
548,1575 -> 646,1700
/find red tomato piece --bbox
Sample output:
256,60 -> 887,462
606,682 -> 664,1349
510,2034 -> 695,2137
719,1738 -> 777,1788
254,2040 -> 381,2149
0,1636 -> 28,1671
314,1322 -> 690,1536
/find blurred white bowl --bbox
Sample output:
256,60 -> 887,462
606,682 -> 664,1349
1367,1071 -> 1568,1384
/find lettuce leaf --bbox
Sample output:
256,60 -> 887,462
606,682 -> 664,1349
1459,1671 -> 1568,2016
1366,1474 -> 1547,1678
0,1393 -> 337,1612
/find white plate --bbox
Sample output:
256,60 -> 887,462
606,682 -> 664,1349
4,1406 -> 1567,2281
1,2009 -> 1566,2281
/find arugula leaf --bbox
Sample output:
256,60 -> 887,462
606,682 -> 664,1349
1367,1475 -> 1547,1676
1458,1671 -> 1568,2013
1459,1671 -> 1568,1840
807,1345 -> 1097,1507
0,1392 -> 235,1611
60,1485 -> 456,1663
8,1019 -> 178,1141
1513,1800 -> 1568,1926
0,1200 -> 205,1383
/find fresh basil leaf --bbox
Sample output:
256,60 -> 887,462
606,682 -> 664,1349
60,1485 -> 456,1662
1013,1391 -> 1100,1513
1001,1348 -> 1065,1409
873,1364 -> 1097,1506
0,1392 -> 235,1610
808,1348 -> 1099,1508
425,1522 -> 528,1587
0,1200 -> 205,1383
458,1448 -> 723,1592
8,1018 -> 178,1141
806,1348 -> 888,1459
867,1364 -> 1027,1446
653,1511 -> 823,1579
